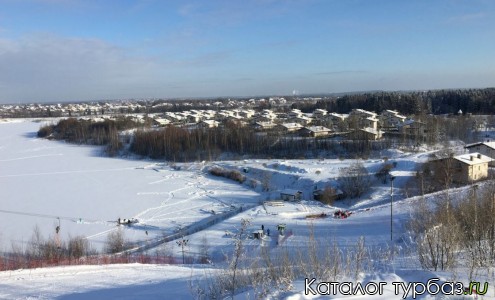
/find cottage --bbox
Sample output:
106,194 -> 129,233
199,120 -> 220,128
379,110 -> 407,131
465,141 -> 495,166
364,117 -> 379,131
432,152 -> 492,184
349,108 -> 377,119
348,109 -> 378,130
397,119 -> 426,136
313,188 -> 344,202
300,126 -> 332,137
254,121 -> 277,130
348,127 -> 383,140
153,118 -> 171,127
280,189 -> 303,201
327,112 -> 347,123
278,122 -> 304,133
312,109 -> 328,119
288,109 -> 304,119
291,115 -> 313,126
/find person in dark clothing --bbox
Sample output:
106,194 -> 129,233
267,228 -> 270,236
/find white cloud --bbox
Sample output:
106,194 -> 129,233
0,34 -> 161,102
446,12 -> 487,23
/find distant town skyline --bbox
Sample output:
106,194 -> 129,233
1,0 -> 494,103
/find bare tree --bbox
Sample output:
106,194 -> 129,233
68,236 -> 91,260
198,235 -> 210,264
338,160 -> 371,198
229,218 -> 250,299
105,228 -> 126,254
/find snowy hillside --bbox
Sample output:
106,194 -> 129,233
0,120 -> 492,299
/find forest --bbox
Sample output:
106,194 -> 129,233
293,88 -> 495,116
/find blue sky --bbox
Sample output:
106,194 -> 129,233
0,0 -> 494,103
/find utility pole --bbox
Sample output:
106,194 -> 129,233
177,238 -> 189,264
390,175 -> 396,241
55,217 -> 61,249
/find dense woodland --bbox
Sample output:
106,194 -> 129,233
292,88 -> 495,115
5,88 -> 495,118
37,117 -> 140,156
130,122 -> 392,161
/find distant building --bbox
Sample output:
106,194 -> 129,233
327,112 -> 347,123
199,120 -> 220,128
291,115 -> 313,126
312,109 -> 328,119
465,141 -> 495,166
397,119 -> 426,136
278,122 -> 304,133
153,118 -> 171,127
253,121 -> 277,130
379,110 -> 407,131
300,126 -> 332,137
431,152 -> 492,184
280,189 -> 303,201
348,127 -> 383,140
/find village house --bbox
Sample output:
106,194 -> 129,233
326,113 -> 348,131
278,122 -> 304,133
465,141 -> 495,166
186,113 -> 202,123
364,117 -> 379,131
198,120 -> 220,128
349,108 -> 377,120
288,109 -> 304,119
152,118 -> 171,127
280,189 -> 303,202
252,109 -> 277,123
238,109 -> 256,119
291,115 -> 313,126
253,121 -> 277,131
379,110 -> 407,131
397,119 -> 426,136
312,108 -> 328,119
348,109 -> 378,130
300,126 -> 332,137
431,152 -> 492,184
327,112 -> 347,123
348,127 -> 383,140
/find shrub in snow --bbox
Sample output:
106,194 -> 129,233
208,166 -> 246,184
337,161 -> 371,198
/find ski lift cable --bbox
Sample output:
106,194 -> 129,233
0,208 -> 100,223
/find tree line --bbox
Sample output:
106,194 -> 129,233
130,122 -> 391,161
292,88 -> 495,116
37,117 -> 140,156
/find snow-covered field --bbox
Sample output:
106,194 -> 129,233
0,263 -> 203,300
1,120 -> 491,299
0,120 -> 260,251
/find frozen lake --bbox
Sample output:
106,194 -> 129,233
0,120 -> 260,251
